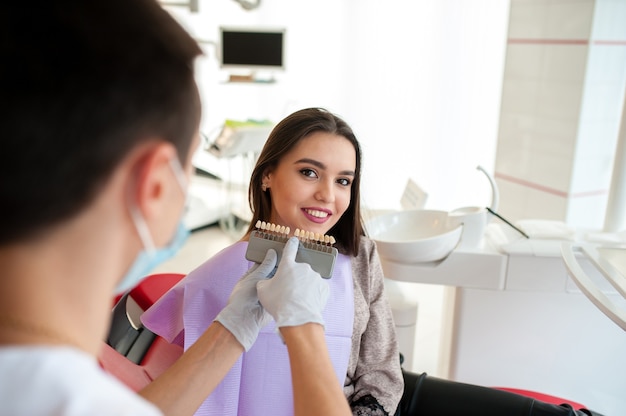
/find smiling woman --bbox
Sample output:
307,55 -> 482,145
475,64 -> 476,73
247,108 -> 366,257
142,108 -> 404,416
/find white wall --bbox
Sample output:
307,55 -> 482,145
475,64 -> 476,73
165,0 -> 510,212
343,1 -> 510,213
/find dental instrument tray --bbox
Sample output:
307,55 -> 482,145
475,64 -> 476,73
245,221 -> 338,278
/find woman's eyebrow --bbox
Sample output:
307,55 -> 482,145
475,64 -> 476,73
294,158 -> 355,176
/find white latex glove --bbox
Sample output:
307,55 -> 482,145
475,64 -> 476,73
257,237 -> 329,328
215,248 -> 277,351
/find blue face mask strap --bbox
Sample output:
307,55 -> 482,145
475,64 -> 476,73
129,203 -> 157,255
169,157 -> 188,193
169,156 -> 192,215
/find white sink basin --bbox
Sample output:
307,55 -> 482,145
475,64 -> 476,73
366,209 -> 462,263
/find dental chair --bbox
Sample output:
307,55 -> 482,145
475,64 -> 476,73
99,273 -> 185,391
100,273 -> 601,416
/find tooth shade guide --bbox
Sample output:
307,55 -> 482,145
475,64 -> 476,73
254,222 -> 336,249
247,223 -> 339,278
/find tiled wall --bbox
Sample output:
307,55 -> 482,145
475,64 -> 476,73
495,0 -> 626,229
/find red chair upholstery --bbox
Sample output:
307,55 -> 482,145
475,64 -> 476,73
112,273 -> 184,309
128,273 -> 184,311
494,387 -> 586,410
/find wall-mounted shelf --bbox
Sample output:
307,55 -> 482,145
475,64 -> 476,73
223,74 -> 277,84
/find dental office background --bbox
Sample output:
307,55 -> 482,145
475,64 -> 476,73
168,0 -> 625,229
162,0 -> 626,397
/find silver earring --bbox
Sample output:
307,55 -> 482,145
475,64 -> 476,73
262,183 -> 268,192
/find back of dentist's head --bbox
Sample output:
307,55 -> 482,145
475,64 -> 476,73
0,0 -> 202,246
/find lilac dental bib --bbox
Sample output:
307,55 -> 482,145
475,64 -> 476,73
141,242 -> 354,416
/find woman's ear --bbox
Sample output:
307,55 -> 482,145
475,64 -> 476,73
262,169 -> 273,187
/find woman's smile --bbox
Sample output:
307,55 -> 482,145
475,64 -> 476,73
302,207 -> 332,223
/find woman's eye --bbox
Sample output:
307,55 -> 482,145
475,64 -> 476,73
337,178 -> 352,186
300,168 -> 318,178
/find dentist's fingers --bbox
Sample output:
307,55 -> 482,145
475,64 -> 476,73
280,237 -> 299,262
255,248 -> 278,278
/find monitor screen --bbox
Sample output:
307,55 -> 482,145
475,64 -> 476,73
219,27 -> 285,71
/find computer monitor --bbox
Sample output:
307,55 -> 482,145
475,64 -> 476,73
219,26 -> 285,73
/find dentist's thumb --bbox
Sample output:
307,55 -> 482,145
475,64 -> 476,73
280,236 -> 300,263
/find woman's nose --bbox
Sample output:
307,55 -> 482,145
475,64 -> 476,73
315,181 -> 335,203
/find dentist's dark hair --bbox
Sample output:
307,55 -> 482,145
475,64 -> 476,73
0,0 -> 202,245
246,107 -> 365,256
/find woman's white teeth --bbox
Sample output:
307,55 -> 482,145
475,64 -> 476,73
306,209 -> 328,218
